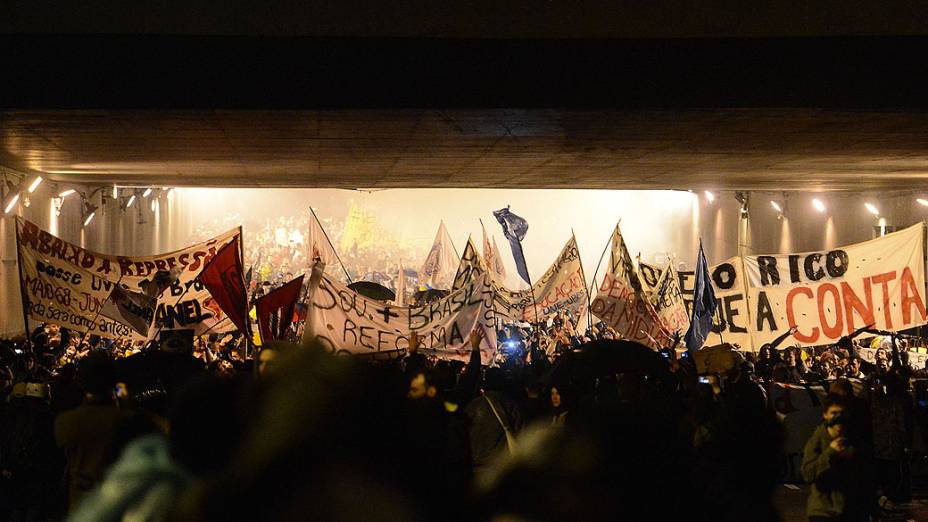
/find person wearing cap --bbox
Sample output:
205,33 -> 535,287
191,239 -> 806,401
801,395 -> 875,521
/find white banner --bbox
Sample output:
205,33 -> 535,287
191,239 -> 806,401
454,236 -> 588,326
419,221 -> 459,290
858,346 -> 928,371
743,223 -> 927,348
591,225 -> 670,349
678,256 -> 753,350
647,262 -> 690,336
16,218 -> 239,340
306,269 -> 498,363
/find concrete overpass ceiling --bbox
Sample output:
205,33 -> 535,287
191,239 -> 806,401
4,5 -> 928,191
3,109 -> 928,191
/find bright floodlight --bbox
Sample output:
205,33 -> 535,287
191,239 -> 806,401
58,189 -> 76,198
143,188 -> 152,198
704,191 -> 715,203
27,176 -> 43,193
812,198 -> 826,212
917,198 -> 928,207
83,212 -> 95,227
127,195 -> 136,208
770,201 -> 782,212
864,202 -> 880,215
4,193 -> 20,214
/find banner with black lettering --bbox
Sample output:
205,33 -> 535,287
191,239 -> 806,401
454,236 -> 588,326
15,218 -> 239,339
647,262 -> 690,337
590,224 -> 670,348
306,269 -> 498,363
678,257 -> 752,349
743,223 -> 927,348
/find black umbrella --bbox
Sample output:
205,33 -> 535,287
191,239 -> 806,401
549,339 -> 671,388
348,281 -> 396,302
412,288 -> 449,305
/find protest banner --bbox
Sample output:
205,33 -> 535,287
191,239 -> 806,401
454,236 -> 588,327
590,224 -> 670,349
858,346 -> 928,371
641,261 -> 690,337
743,223 -> 927,348
15,217 -> 240,340
678,257 -> 753,350
306,268 -> 498,363
638,261 -> 663,295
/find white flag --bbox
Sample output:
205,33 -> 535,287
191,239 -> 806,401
419,221 -> 459,290
491,236 -> 508,280
307,209 -> 341,273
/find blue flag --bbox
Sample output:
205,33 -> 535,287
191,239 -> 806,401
493,206 -> 531,285
684,241 -> 718,351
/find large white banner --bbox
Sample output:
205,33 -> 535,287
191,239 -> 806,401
16,218 -> 240,340
678,256 -> 754,350
743,223 -> 927,348
306,269 -> 498,363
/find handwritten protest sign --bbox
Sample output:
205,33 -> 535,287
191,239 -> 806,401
743,223 -> 927,348
16,217 -> 239,339
307,267 -> 498,363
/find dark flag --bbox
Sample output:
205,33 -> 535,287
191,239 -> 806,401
256,275 -> 304,342
101,285 -> 156,337
493,206 -> 531,285
198,235 -> 249,334
684,241 -> 718,351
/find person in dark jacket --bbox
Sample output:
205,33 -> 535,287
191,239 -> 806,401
801,395 -> 874,521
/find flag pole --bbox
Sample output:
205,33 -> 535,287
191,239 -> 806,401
586,220 -> 618,308
518,239 -> 543,346
309,206 -> 353,283
572,228 -> 594,334
238,225 -> 253,359
13,218 -> 33,343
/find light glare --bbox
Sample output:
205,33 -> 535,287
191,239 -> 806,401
917,198 -> 928,207
704,191 -> 715,203
83,212 -> 95,227
27,176 -> 43,193
864,202 -> 879,215
812,198 -> 826,212
143,188 -> 152,198
127,195 -> 136,208
4,193 -> 20,214
770,201 -> 782,212
59,189 -> 76,198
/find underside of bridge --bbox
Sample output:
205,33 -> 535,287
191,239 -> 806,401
3,3 -> 928,191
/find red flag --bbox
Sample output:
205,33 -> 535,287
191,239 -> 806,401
198,235 -> 249,334
256,275 -> 304,342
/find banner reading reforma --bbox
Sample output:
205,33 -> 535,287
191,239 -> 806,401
16,218 -> 240,339
743,223 -> 927,348
307,268 -> 498,363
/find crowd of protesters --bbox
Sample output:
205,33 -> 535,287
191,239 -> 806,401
2,308 -> 928,520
